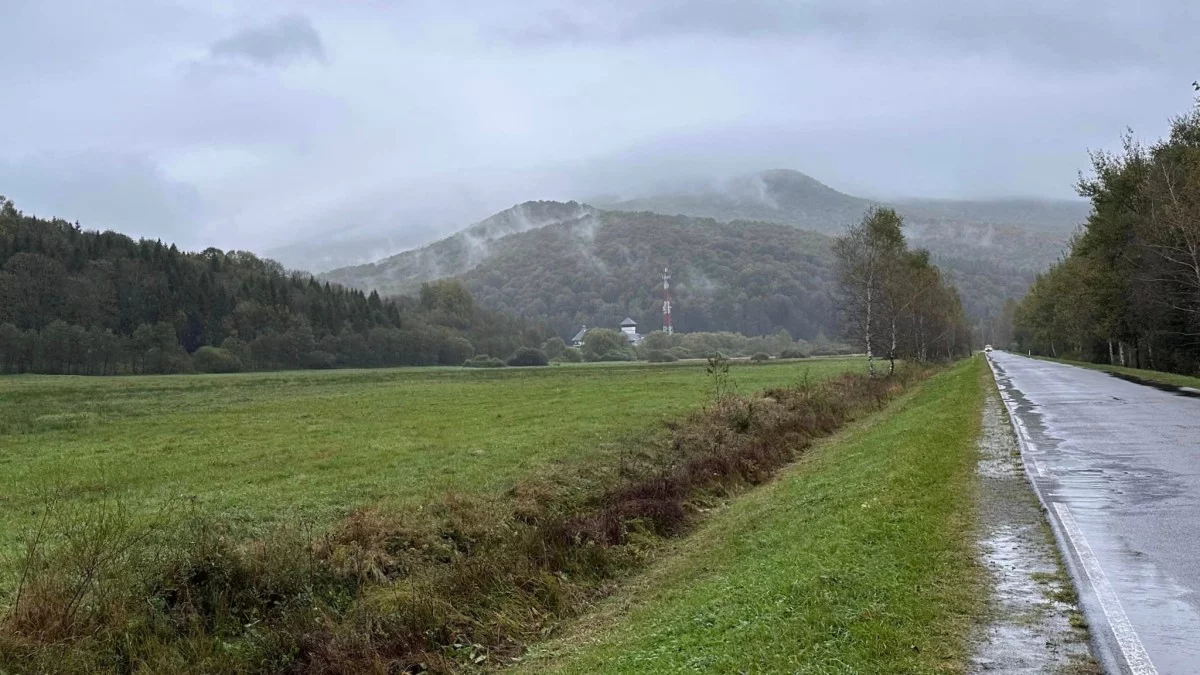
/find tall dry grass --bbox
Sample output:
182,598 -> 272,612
0,365 -> 924,674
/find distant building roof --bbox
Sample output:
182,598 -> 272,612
620,317 -> 637,327
570,326 -> 587,343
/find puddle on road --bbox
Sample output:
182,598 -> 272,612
972,386 -> 1096,674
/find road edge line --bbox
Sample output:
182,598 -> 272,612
985,354 -> 1157,675
1052,502 -> 1157,674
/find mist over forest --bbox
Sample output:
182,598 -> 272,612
318,169 -> 1087,342
5,1 -> 1197,371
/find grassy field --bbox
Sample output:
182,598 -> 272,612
0,358 -> 859,554
520,357 -> 986,674
1045,357 -> 1200,390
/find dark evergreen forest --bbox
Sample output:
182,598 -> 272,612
0,197 -> 545,374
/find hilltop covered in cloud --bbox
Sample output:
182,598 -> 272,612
1,0 -> 1193,257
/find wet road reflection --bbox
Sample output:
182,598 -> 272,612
990,352 -> 1200,674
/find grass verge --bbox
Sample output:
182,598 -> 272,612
520,357 -> 985,674
0,362 -> 919,673
1041,357 -> 1200,390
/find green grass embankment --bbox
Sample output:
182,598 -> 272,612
1043,357 -> 1200,390
523,357 -> 985,674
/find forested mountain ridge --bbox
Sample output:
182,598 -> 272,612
598,169 -> 872,233
0,197 -> 544,374
321,201 -> 594,293
594,169 -> 1086,274
322,169 -> 1086,338
457,212 -> 839,340
893,197 -> 1088,235
596,169 -> 1087,234
321,204 -> 1032,342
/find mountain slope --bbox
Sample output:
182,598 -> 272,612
458,211 -> 838,339
0,196 -> 540,374
322,207 -> 839,339
595,169 -> 1085,276
894,197 -> 1087,235
322,201 -> 593,293
601,169 -> 872,234
321,170 -> 1086,336
319,204 -> 1026,340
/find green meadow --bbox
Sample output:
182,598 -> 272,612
0,358 -> 860,553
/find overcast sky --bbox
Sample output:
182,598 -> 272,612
2,0 -> 1197,255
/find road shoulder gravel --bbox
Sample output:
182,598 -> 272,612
972,369 -> 1098,674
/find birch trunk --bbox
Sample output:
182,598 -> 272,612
865,278 -> 875,377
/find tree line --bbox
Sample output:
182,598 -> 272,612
0,197 -> 546,374
833,207 -> 973,374
1013,103 -> 1200,373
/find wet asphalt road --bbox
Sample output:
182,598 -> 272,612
989,352 -> 1200,674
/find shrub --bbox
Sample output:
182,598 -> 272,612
541,337 -> 567,360
219,337 -> 251,364
581,329 -> 629,361
670,346 -> 692,360
192,346 -> 242,373
145,346 -> 194,374
811,342 -> 856,356
779,348 -> 808,359
645,349 -> 678,363
303,350 -> 338,369
463,355 -> 506,368
438,336 -> 475,366
507,347 -> 549,367
555,347 -> 584,363
750,352 -> 771,363
599,350 -> 633,362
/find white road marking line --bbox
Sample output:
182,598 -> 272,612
1053,502 -> 1158,675
998,389 -> 1040,475
989,356 -> 1158,673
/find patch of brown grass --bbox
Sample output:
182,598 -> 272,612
0,367 -> 928,674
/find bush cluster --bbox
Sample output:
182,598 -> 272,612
506,347 -> 549,367
463,355 -> 506,368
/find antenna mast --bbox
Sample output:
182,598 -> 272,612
662,266 -> 673,334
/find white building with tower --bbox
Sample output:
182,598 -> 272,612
570,325 -> 587,348
568,269 -> 666,349
619,317 -> 643,345
568,318 -> 645,348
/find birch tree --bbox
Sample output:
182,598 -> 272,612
833,207 -> 906,376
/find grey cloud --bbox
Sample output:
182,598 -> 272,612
0,153 -> 207,247
3,1 -> 1197,259
500,1 -> 1198,72
210,14 -> 326,67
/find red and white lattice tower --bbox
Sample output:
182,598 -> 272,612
662,267 -> 673,334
